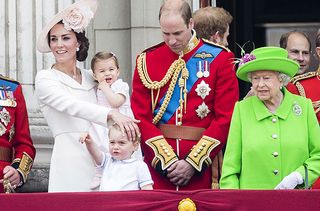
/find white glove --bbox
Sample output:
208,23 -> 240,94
274,171 -> 303,190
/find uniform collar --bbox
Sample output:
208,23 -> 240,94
317,66 -> 320,76
181,29 -> 200,55
252,88 -> 293,121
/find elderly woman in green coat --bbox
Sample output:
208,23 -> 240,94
220,47 -> 320,189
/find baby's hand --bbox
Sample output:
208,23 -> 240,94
98,79 -> 110,90
79,133 -> 90,144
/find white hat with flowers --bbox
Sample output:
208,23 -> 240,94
37,0 -> 98,53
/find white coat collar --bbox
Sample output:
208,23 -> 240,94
52,67 -> 96,90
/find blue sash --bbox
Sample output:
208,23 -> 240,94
154,44 -> 223,124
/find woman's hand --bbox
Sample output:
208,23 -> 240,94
274,171 -> 303,189
0,166 -> 22,190
108,110 -> 140,142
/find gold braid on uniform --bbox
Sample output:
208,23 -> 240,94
137,52 -> 187,124
290,72 -> 316,97
290,70 -> 320,113
313,101 -> 320,114
314,68 -> 320,113
295,82 -> 306,97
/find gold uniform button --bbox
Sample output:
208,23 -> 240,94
193,153 -> 198,157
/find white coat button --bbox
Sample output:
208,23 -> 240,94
271,134 -> 278,139
272,118 -> 277,123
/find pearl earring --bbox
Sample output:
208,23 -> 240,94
76,47 -> 80,52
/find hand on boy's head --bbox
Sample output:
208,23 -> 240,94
120,119 -> 141,142
108,110 -> 141,142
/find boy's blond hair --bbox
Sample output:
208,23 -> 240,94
107,120 -> 140,143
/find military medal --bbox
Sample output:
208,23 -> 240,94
5,89 -> 14,99
0,99 -> 17,107
0,86 -> 17,107
196,61 -> 203,78
195,80 -> 211,99
0,108 -> 10,126
0,122 -> 6,136
203,60 -> 210,78
196,70 -> 203,78
9,125 -> 15,142
196,102 -> 210,119
0,90 -> 5,100
293,102 -> 302,116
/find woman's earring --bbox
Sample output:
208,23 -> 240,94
76,47 -> 80,52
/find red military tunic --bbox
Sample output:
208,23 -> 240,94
287,69 -> 320,123
287,69 -> 320,189
0,76 -> 35,192
131,37 -> 239,190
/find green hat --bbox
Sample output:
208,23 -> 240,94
236,46 -> 300,82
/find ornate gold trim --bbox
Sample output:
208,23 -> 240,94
137,53 -> 188,124
185,136 -> 220,172
146,136 -> 178,170
295,81 -> 306,97
290,71 -> 316,84
313,100 -> 320,113
182,30 -> 200,55
17,152 -> 33,183
202,38 -> 230,52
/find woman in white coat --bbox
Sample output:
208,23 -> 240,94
35,0 -> 140,192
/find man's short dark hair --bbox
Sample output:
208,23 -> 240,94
279,30 -> 311,52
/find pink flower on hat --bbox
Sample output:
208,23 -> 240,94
63,5 -> 94,33
238,53 -> 256,66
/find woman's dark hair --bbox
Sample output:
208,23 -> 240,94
47,20 -> 89,61
75,31 -> 89,61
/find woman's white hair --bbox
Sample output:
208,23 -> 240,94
247,71 -> 291,86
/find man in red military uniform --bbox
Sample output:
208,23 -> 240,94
287,31 -> 320,189
131,0 -> 238,190
0,75 -> 35,193
287,31 -> 320,124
